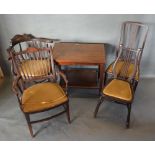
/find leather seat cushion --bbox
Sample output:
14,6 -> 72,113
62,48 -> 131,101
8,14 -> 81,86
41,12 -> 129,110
22,82 -> 68,113
103,79 -> 133,102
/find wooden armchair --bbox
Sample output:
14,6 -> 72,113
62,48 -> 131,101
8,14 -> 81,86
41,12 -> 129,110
94,22 -> 148,128
10,46 -> 70,137
105,21 -> 148,90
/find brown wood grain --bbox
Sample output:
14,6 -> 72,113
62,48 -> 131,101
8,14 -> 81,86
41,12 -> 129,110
53,42 -> 105,65
60,69 -> 98,88
53,42 -> 106,92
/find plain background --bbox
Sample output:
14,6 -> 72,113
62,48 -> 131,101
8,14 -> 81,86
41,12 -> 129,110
0,14 -> 155,77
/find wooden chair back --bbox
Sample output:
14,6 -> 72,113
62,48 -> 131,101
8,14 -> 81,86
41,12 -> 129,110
7,34 -> 59,77
112,45 -> 142,82
11,47 -> 56,82
112,21 -> 148,82
116,21 -> 148,59
120,21 -> 148,50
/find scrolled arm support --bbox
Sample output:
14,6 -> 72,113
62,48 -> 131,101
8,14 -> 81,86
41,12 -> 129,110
12,75 -> 23,104
57,71 -> 68,94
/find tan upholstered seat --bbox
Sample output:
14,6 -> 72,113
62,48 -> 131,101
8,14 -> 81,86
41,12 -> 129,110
103,79 -> 133,102
22,82 -> 68,113
20,59 -> 50,78
107,61 -> 139,81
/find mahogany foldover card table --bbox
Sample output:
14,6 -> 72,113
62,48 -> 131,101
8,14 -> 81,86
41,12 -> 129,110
53,42 -> 106,93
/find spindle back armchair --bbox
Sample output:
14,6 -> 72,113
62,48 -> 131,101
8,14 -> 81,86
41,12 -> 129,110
10,42 -> 70,137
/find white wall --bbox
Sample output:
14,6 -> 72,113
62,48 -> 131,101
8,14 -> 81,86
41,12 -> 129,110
0,14 -> 154,77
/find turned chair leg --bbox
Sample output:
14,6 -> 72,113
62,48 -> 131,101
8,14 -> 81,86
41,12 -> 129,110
126,104 -> 132,128
133,81 -> 138,91
66,102 -> 71,123
104,72 -> 107,86
24,113 -> 34,137
94,96 -> 104,118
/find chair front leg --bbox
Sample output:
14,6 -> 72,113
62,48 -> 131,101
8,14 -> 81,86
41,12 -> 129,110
66,101 -> 71,123
94,95 -> 104,118
133,80 -> 138,91
126,104 -> 132,128
24,113 -> 34,137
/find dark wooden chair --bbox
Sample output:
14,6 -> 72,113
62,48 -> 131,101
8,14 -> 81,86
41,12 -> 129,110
7,34 -> 60,79
9,45 -> 70,137
94,22 -> 148,128
105,21 -> 148,90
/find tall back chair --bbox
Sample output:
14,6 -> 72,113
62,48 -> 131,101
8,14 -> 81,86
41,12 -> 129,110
94,22 -> 148,128
10,46 -> 70,137
105,21 -> 148,88
7,34 -> 59,78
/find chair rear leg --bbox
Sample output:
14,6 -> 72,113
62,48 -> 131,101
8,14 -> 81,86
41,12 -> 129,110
24,113 -> 34,137
66,102 -> 71,123
94,96 -> 104,118
126,104 -> 132,128
133,81 -> 138,91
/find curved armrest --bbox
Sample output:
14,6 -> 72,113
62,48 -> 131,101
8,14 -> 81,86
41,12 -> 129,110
12,75 -> 22,96
57,71 -> 68,94
12,75 -> 24,106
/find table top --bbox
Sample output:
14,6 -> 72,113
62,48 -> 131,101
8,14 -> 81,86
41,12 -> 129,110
53,42 -> 106,65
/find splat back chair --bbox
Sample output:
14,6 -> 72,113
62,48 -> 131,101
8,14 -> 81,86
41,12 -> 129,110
10,46 -> 70,137
7,34 -> 59,79
105,21 -> 148,89
94,23 -> 148,128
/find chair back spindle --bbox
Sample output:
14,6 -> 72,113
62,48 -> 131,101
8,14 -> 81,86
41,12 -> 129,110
7,34 -> 59,78
113,21 -> 148,82
11,47 -> 56,83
